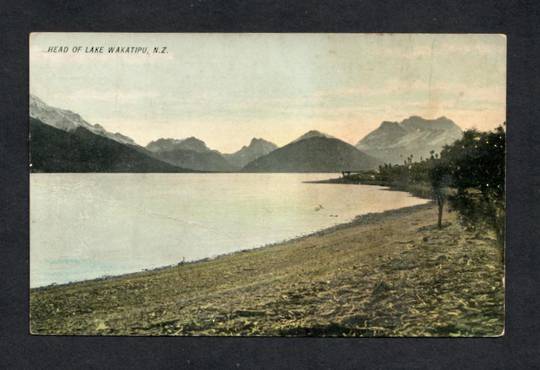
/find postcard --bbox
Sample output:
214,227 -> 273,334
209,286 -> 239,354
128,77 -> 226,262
29,33 -> 505,336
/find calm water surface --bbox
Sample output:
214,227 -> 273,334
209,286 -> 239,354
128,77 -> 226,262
30,173 -> 428,287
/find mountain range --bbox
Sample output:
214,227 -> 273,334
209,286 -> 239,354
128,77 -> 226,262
356,116 -> 463,164
29,95 -> 464,173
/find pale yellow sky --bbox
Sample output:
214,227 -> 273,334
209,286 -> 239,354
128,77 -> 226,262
30,33 -> 506,152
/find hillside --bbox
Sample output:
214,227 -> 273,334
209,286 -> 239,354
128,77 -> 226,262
356,116 -> 463,164
30,118 -> 191,173
243,136 -> 381,172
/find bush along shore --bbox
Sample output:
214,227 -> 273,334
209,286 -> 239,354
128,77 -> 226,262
30,203 -> 504,336
313,124 -> 505,252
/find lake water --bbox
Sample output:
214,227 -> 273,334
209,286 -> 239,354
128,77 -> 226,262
30,173 -> 428,287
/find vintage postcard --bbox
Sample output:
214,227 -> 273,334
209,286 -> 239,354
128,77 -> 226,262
29,33 -> 505,336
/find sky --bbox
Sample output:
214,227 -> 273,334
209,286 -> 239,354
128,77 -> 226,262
30,33 -> 506,153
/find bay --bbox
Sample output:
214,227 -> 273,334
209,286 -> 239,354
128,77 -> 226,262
30,173 -> 428,287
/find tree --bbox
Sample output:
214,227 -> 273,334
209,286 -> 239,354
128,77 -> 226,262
371,125 -> 505,240
441,125 -> 506,245
428,160 -> 451,228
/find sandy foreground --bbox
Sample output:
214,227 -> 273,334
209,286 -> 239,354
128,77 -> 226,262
30,203 -> 504,336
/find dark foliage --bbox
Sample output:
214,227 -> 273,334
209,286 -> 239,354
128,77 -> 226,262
351,125 -> 505,244
442,126 -> 506,245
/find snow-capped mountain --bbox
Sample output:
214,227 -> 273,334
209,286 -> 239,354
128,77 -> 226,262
356,116 -> 463,164
29,94 -> 136,146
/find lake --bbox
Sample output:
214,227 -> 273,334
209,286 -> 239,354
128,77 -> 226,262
30,173 -> 428,287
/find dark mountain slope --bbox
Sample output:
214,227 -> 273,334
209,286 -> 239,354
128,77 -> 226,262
30,118 -> 191,173
242,136 -> 381,172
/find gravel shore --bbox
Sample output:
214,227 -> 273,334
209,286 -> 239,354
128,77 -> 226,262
30,203 -> 504,336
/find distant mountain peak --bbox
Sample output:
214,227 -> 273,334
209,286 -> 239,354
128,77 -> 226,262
146,137 -> 210,153
292,130 -> 334,143
249,137 -> 271,145
30,94 -> 47,108
305,130 -> 324,135
223,137 -> 278,169
378,121 -> 404,130
181,137 -> 209,150
401,115 -> 461,132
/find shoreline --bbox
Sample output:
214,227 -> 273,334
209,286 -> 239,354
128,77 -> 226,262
305,176 -> 435,200
30,201 -> 504,336
31,201 -> 432,291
